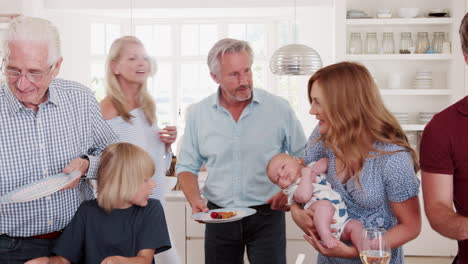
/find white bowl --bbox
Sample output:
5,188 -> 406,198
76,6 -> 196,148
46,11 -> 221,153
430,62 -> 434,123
377,13 -> 392,19
376,7 -> 392,14
397,8 -> 420,18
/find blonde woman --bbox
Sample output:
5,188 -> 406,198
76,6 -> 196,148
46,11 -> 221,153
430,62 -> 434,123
100,36 -> 179,263
26,143 -> 171,264
291,62 -> 421,264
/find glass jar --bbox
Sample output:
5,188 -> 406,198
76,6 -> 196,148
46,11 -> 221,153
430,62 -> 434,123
416,32 -> 430,54
442,40 -> 451,54
382,32 -> 395,54
364,32 -> 378,54
432,32 -> 445,53
349,32 -> 362,54
399,32 -> 413,54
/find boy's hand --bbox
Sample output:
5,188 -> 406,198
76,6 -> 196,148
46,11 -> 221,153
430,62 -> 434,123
25,256 -> 70,264
25,257 -> 50,264
101,249 -> 154,264
101,256 -> 124,264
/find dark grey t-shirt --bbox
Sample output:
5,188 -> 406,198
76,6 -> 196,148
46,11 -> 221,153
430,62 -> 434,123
53,199 -> 171,264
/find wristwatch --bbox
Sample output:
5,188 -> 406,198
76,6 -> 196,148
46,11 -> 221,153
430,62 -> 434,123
80,154 -> 89,178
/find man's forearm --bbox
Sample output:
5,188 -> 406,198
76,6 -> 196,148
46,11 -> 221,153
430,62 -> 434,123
178,171 -> 203,205
426,204 -> 468,240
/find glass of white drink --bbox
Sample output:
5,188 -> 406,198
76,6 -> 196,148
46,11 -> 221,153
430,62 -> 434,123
359,228 -> 391,264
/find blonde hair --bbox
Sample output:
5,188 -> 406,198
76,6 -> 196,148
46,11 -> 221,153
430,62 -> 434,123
105,36 -> 156,124
97,142 -> 155,213
3,16 -> 61,65
307,62 -> 419,184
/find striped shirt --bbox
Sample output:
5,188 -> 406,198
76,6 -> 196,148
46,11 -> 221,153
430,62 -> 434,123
106,108 -> 172,203
0,78 -> 117,237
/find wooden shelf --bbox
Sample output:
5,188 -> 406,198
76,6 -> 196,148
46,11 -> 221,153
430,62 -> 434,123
346,54 -> 453,60
380,89 -> 452,95
346,17 -> 453,26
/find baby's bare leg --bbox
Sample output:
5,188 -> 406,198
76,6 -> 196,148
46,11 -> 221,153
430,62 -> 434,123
340,219 -> 364,252
309,200 -> 339,248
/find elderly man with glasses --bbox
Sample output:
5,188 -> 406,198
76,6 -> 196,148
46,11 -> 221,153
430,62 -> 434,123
0,16 -> 116,263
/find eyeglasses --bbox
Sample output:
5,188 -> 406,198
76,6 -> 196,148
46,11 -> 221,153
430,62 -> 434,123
1,59 -> 54,83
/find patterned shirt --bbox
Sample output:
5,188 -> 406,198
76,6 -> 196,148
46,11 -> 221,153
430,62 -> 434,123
175,88 -> 306,208
0,78 -> 117,237
304,127 -> 419,264
105,108 -> 172,203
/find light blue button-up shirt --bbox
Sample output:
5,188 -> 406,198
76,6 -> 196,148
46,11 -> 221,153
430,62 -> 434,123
176,88 -> 306,208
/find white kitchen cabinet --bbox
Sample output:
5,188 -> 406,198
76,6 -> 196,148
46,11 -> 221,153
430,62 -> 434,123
165,191 -> 187,263
333,0 -> 463,257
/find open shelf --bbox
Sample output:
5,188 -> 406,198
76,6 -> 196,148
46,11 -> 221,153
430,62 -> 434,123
346,17 -> 453,26
380,89 -> 453,95
346,54 -> 453,61
401,124 -> 426,131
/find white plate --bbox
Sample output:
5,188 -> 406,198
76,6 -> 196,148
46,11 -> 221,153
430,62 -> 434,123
191,207 -> 257,223
0,171 -> 81,204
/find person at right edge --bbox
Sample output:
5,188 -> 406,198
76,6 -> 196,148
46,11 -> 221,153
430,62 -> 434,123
175,38 -> 306,264
420,12 -> 468,264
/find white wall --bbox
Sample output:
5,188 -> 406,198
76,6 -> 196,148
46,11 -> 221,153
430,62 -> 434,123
296,5 -> 334,135
44,5 -> 334,136
0,0 -> 22,13
46,11 -> 91,85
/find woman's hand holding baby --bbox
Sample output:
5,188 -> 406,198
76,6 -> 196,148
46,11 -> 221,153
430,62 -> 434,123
304,231 -> 358,258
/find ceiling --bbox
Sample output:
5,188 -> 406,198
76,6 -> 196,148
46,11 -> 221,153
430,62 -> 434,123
44,0 -> 333,9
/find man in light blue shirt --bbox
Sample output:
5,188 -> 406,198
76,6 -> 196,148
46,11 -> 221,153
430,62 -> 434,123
176,38 -> 306,264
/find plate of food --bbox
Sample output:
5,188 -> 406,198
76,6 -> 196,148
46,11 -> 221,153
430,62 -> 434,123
0,171 -> 81,204
191,207 -> 257,223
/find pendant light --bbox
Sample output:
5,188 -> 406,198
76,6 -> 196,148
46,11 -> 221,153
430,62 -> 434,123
269,0 -> 322,75
130,0 -> 134,35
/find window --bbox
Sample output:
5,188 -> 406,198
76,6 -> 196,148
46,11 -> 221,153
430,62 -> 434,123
90,22 -> 121,101
89,17 -> 301,131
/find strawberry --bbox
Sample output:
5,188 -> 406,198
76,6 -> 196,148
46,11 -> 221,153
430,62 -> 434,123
210,212 -> 221,219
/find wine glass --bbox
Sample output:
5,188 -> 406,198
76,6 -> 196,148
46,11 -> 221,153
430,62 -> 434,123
359,227 -> 391,264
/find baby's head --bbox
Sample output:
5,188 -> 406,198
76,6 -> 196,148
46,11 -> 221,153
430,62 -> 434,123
267,153 -> 303,189
97,142 -> 156,213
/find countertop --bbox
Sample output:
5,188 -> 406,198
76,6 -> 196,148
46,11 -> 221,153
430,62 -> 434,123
165,171 -> 207,202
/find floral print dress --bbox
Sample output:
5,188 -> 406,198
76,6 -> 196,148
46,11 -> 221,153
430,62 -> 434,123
303,127 -> 420,264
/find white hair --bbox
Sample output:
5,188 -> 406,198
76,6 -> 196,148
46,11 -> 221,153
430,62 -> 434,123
2,16 -> 61,65
207,38 -> 253,76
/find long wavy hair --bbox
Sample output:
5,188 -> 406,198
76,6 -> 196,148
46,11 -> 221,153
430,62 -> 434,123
105,36 -> 156,124
308,62 -> 419,184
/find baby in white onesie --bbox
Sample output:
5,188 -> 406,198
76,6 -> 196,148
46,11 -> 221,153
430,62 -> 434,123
267,153 -> 362,249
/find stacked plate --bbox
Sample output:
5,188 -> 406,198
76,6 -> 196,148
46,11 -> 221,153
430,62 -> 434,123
392,112 -> 409,124
419,112 -> 437,124
0,171 -> 81,204
412,70 -> 433,89
347,9 -> 371,19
